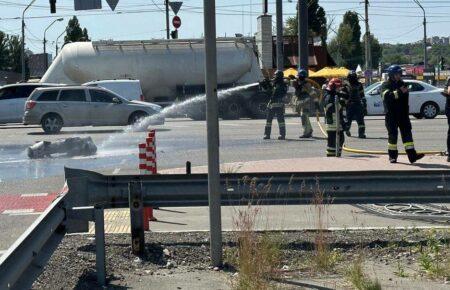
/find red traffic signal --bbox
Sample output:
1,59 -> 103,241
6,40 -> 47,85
172,16 -> 181,29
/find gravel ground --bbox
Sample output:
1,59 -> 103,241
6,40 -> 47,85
32,229 -> 450,289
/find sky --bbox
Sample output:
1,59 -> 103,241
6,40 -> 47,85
0,0 -> 449,57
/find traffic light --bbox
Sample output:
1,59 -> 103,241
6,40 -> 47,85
50,0 -> 56,13
170,30 -> 178,39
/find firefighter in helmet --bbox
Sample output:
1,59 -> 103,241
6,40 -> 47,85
292,69 -> 319,138
342,70 -> 367,138
323,78 -> 346,157
264,70 -> 287,140
382,65 -> 424,163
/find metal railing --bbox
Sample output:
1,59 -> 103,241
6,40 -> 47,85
1,167 -> 450,288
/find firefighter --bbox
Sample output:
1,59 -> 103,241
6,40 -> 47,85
292,69 -> 319,138
382,65 -> 424,163
342,71 -> 367,138
323,78 -> 346,157
264,70 -> 287,140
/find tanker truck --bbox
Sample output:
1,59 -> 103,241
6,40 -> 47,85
40,38 -> 271,120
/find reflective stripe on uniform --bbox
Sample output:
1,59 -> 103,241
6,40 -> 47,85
388,143 -> 397,150
324,103 -> 333,111
358,124 -> 365,128
394,90 -> 399,99
404,141 -> 415,150
279,122 -> 286,128
381,90 -> 390,100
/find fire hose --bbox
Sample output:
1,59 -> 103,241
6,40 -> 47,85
306,78 -> 445,156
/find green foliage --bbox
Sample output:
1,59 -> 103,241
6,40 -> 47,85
64,16 -> 90,43
284,0 -> 328,45
0,32 -> 24,73
328,11 -> 364,69
382,43 -> 450,67
362,33 -> 383,68
7,35 -> 22,73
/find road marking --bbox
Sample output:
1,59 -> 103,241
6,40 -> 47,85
20,193 -> 48,197
220,123 -> 243,127
2,209 -> 35,215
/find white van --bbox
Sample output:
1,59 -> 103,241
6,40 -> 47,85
82,79 -> 145,101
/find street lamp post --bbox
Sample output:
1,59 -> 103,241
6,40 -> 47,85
55,28 -> 67,57
21,0 -> 37,81
413,0 -> 427,69
44,18 -> 64,69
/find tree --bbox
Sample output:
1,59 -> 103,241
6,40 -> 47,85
361,33 -> 383,68
64,16 -> 90,43
7,35 -> 22,73
0,31 -> 9,70
327,11 -> 363,69
284,0 -> 328,45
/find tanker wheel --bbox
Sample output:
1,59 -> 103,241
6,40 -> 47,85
248,98 -> 268,119
222,99 -> 243,120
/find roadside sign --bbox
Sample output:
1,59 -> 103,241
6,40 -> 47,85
172,16 -> 181,29
74,0 -> 102,10
105,0 -> 119,11
169,1 -> 183,15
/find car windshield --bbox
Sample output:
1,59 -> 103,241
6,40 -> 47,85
364,82 -> 381,94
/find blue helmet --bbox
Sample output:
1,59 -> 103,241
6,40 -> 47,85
297,69 -> 308,78
387,65 -> 402,78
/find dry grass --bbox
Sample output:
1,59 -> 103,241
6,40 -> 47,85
309,182 -> 341,272
227,177 -> 282,290
346,255 -> 382,290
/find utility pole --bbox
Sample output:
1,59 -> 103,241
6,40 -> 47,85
275,0 -> 283,71
21,0 -> 36,81
165,0 -> 170,39
203,0 -> 222,267
414,0 -> 427,69
298,0 -> 308,73
364,0 -> 372,85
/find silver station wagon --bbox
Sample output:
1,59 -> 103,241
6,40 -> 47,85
23,86 -> 164,133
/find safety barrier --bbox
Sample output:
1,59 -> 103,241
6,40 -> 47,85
138,130 -> 158,230
2,167 -> 450,288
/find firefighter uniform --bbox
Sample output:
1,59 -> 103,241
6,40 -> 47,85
323,79 -> 345,157
292,75 -> 319,138
382,65 -> 424,163
264,71 -> 287,140
342,72 -> 366,138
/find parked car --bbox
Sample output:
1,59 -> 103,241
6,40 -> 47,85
365,80 -> 445,119
0,83 -> 62,123
23,86 -> 164,134
82,79 -> 145,101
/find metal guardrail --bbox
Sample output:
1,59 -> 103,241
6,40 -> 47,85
0,194 -> 67,290
1,167 -> 450,288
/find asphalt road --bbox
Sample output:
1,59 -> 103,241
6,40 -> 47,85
0,115 -> 449,252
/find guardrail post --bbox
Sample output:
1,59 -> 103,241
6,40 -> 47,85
129,182 -> 145,256
94,206 -> 106,287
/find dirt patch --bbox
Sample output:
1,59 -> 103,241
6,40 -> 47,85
32,229 -> 450,289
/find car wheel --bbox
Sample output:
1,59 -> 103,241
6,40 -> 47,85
128,111 -> 149,125
248,97 -> 268,119
222,99 -> 242,120
412,113 -> 423,119
420,102 -> 439,119
41,114 -> 63,134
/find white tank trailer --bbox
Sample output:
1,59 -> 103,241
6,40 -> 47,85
41,38 -> 271,119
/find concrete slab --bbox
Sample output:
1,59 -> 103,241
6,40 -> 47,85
161,155 -> 450,174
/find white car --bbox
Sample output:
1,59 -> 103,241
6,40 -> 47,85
0,83 -> 62,123
365,80 -> 445,119
82,79 -> 144,102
